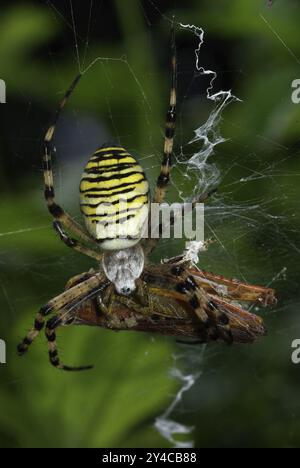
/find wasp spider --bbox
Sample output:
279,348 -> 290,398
17,28 -> 276,371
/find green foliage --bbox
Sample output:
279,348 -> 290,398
5,325 -> 174,448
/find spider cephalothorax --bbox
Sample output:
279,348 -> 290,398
17,27 -> 276,371
102,246 -> 145,296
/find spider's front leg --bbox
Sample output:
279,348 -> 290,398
134,279 -> 150,307
98,279 -> 150,316
107,278 -> 152,316
97,283 -> 115,315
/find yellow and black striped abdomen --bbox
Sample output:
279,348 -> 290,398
80,146 -> 149,250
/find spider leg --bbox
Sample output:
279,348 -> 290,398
65,269 -> 96,290
17,272 -> 106,355
45,315 -> 93,372
53,221 -> 103,262
96,283 -> 115,315
153,24 -> 177,204
43,73 -> 100,254
171,265 -> 233,344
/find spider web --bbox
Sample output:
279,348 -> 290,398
0,0 -> 299,449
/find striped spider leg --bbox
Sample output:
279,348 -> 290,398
17,272 -> 107,370
43,73 -> 103,261
165,264 -> 233,343
153,23 -> 177,205
144,23 -> 178,255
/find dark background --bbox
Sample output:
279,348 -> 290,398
0,0 -> 300,448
